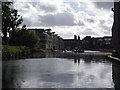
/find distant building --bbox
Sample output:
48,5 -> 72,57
103,36 -> 112,49
87,36 -> 112,50
92,36 -> 112,49
82,36 -> 93,50
63,35 -> 82,50
63,35 -> 112,51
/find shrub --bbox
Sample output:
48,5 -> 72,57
2,45 -> 31,60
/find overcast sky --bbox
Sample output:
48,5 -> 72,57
13,0 -> 114,39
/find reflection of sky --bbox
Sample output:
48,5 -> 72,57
3,58 -> 114,88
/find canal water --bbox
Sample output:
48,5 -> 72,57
2,51 -> 120,89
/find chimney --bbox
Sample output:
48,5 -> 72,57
78,35 -> 80,40
74,35 -> 77,40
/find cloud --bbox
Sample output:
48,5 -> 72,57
93,2 -> 114,10
81,28 -> 99,36
39,12 -> 76,26
13,0 -> 113,39
15,2 -> 84,27
38,11 -> 84,27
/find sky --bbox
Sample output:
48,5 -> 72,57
13,0 -> 114,39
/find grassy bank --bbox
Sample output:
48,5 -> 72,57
2,45 -> 31,60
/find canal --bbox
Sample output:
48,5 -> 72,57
2,51 -> 120,89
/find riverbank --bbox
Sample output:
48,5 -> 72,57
108,55 -> 120,62
2,46 -> 113,60
2,45 -> 31,60
2,45 -> 49,60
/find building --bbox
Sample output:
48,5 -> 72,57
112,1 -> 120,58
63,35 -> 112,51
63,35 -> 82,50
92,36 -> 112,49
28,28 -> 64,50
82,36 -> 93,50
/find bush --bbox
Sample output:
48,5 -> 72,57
2,45 -> 31,60
10,29 -> 40,49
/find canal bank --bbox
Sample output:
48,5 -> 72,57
2,48 -> 113,60
108,55 -> 120,62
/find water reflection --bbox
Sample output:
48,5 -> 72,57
2,51 -> 118,88
112,61 -> 120,90
74,58 -> 80,64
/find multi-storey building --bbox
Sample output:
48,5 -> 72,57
28,28 -> 64,50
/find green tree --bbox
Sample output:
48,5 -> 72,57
2,2 -> 12,44
9,9 -> 23,43
13,26 -> 40,49
2,2 -> 23,44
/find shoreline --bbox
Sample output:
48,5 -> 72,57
108,55 -> 120,62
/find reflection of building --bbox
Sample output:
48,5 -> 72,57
28,28 -> 64,50
112,62 -> 120,90
74,58 -> 80,64
112,1 -> 120,58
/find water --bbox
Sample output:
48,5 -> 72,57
2,51 -> 120,89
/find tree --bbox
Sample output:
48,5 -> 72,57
10,9 -> 23,41
2,2 -> 12,44
2,2 -> 23,44
13,26 -> 40,49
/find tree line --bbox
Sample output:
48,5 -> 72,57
2,2 -> 40,49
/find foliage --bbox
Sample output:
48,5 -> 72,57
2,45 -> 31,60
2,2 -> 23,44
12,27 -> 40,49
2,2 -> 12,37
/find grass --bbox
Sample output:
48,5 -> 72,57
2,45 -> 31,60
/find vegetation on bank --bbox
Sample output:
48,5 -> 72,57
2,2 -> 41,60
2,45 -> 48,60
2,45 -> 31,60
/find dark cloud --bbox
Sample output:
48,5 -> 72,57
93,2 -> 114,10
87,19 -> 95,23
39,12 -> 77,26
39,4 -> 57,13
99,20 -> 105,24
78,21 -> 85,26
